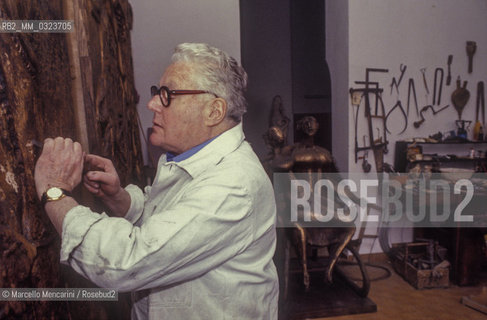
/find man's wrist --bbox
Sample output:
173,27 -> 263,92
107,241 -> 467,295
41,187 -> 73,207
104,188 -> 131,217
43,195 -> 79,235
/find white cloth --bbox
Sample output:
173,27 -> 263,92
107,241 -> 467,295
60,123 -> 279,319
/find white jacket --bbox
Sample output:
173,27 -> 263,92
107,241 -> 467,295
60,123 -> 279,319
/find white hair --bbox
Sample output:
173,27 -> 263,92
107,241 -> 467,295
171,43 -> 248,122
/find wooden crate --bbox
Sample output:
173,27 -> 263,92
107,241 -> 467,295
392,242 -> 449,289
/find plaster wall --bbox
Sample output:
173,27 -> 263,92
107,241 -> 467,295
348,0 -> 487,173
344,0 -> 487,253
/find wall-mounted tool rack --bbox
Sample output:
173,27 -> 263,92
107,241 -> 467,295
350,68 -> 389,172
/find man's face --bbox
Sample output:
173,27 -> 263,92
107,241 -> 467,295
147,62 -> 207,154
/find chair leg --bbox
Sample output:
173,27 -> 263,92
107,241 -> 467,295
284,238 -> 290,300
335,244 -> 371,297
324,229 -> 355,284
295,225 -> 310,291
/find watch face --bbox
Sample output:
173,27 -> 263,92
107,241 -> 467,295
47,187 -> 63,199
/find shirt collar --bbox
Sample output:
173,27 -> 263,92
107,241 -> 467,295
166,136 -> 217,162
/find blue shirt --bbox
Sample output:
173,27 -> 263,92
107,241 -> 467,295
166,137 -> 217,162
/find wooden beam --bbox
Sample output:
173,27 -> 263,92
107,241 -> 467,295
63,0 -> 91,152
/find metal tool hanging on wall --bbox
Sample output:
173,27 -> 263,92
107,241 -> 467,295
446,55 -> 453,86
432,68 -> 444,106
385,100 -> 407,134
466,41 -> 477,74
407,78 -> 419,117
361,136 -> 371,173
413,104 -> 450,128
355,80 -> 383,115
420,67 -> 429,95
351,83 -> 385,160
473,81 -> 485,141
390,64 -> 407,95
451,76 -> 471,139
351,68 -> 389,172
451,76 -> 470,120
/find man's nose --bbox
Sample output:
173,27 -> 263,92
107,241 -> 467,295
147,95 -> 163,113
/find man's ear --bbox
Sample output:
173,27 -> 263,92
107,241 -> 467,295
204,98 -> 227,126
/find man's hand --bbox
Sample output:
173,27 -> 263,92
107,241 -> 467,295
34,137 -> 84,200
83,154 -> 131,217
83,154 -> 122,199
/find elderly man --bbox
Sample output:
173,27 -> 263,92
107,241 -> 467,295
34,43 -> 279,319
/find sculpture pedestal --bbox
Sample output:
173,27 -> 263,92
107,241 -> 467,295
280,260 -> 377,320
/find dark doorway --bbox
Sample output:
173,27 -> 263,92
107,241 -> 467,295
290,0 -> 331,150
240,0 -> 332,155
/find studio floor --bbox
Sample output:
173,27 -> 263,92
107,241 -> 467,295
322,256 -> 487,320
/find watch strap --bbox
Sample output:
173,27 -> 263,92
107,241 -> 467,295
41,188 -> 72,207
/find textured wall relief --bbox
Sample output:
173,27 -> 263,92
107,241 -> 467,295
0,0 -> 143,319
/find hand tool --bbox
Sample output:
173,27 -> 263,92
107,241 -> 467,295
355,81 -> 381,115
361,136 -> 371,173
350,86 -> 384,162
390,64 -> 407,95
351,67 -> 389,172
407,78 -> 419,117
413,104 -> 450,128
375,128 -> 382,144
351,88 -> 362,164
451,76 -> 470,120
376,90 -> 389,154
420,68 -> 429,95
466,41 -> 477,74
385,100 -> 407,134
432,68 -> 444,106
362,152 -> 371,173
446,55 -> 453,86
473,81 -> 485,141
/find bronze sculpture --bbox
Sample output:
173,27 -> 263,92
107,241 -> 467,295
264,100 -> 369,298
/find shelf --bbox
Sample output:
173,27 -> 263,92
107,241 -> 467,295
408,157 -> 486,164
402,140 -> 487,145
394,140 -> 487,172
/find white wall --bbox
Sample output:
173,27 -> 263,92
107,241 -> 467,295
327,0 -> 487,253
348,0 -> 487,173
130,0 -> 241,165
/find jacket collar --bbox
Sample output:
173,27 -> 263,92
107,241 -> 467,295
162,122 -> 245,178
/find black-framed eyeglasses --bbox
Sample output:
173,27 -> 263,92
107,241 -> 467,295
150,85 -> 216,108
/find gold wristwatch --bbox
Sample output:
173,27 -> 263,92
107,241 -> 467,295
41,187 -> 72,206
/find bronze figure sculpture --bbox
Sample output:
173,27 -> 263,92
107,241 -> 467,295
264,101 -> 369,298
